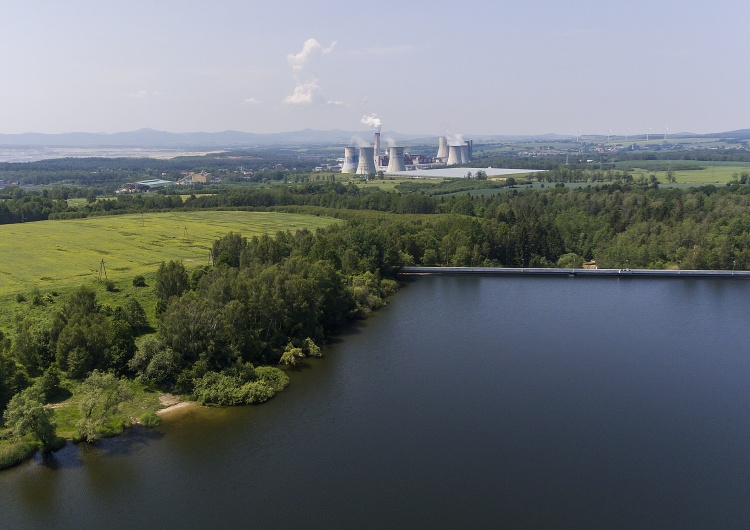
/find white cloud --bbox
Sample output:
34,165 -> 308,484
283,80 -> 323,105
287,38 -> 336,71
242,98 -> 260,105
128,90 -> 159,99
283,80 -> 346,107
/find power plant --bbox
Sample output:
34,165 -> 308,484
436,136 -> 449,161
386,147 -> 406,172
341,146 -> 358,174
355,146 -> 377,175
341,130 -> 472,175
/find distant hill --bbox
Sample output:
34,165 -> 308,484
0,128 -> 746,148
706,129 -> 750,139
0,128 -> 428,148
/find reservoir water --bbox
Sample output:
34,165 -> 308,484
2,276 -> 750,528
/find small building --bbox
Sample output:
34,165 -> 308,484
583,260 -> 598,270
136,178 -> 175,189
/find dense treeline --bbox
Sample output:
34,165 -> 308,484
6,179 -> 750,270
0,149 -> 320,186
5,180 -> 750,450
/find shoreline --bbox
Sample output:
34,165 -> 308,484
397,266 -> 750,279
156,401 -> 199,416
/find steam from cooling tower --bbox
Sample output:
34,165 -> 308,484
384,136 -> 396,148
448,133 -> 465,146
350,135 -> 369,148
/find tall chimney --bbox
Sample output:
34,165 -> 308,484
374,130 -> 381,168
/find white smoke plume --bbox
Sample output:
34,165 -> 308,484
385,136 -> 396,148
361,114 -> 382,130
448,133 -> 465,146
351,135 -> 369,148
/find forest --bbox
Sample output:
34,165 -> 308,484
4,171 -> 750,465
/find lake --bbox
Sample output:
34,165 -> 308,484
2,275 -> 750,528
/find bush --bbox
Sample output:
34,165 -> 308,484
0,440 -> 37,470
132,275 -> 147,287
193,369 -> 279,406
254,366 -> 290,391
30,288 -> 43,306
15,293 -> 26,303
140,411 -> 161,428
104,280 -> 116,292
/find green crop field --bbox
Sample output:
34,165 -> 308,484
0,211 -> 337,297
615,160 -> 750,184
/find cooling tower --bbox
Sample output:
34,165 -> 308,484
341,146 -> 358,173
437,136 -> 448,160
447,145 -> 463,165
460,144 -> 470,164
356,147 -> 377,175
386,147 -> 406,172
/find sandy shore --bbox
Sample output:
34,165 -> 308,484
156,393 -> 199,416
156,401 -> 198,416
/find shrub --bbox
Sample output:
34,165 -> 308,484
15,293 -> 26,303
303,337 -> 322,358
254,366 -> 290,392
104,280 -> 116,292
0,441 -> 37,470
140,411 -> 161,428
132,275 -> 147,287
238,381 -> 274,404
30,288 -> 43,306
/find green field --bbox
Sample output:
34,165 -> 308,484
614,160 -> 750,184
0,211 -> 337,297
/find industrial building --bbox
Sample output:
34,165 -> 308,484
341,131 -> 473,175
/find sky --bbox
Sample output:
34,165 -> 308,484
1,0 -> 749,137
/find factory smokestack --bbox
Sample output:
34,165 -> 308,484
437,136 -> 448,160
447,145 -> 463,165
374,130 -> 381,168
341,146 -> 358,173
356,146 -> 377,175
386,146 -> 405,172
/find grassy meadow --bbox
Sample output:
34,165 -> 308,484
615,160 -> 750,184
0,211 -> 337,298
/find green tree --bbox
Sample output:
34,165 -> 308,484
76,370 -> 132,442
122,298 -> 148,332
35,363 -> 62,403
303,337 -> 322,357
155,260 -> 189,314
3,388 -> 56,450
279,342 -> 304,366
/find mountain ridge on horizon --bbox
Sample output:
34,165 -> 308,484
0,127 -> 747,148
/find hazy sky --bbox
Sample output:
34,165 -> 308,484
1,0 -> 748,136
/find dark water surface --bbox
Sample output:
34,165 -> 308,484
2,276 -> 750,529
